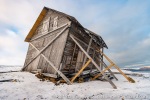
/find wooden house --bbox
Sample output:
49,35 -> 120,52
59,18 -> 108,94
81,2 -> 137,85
22,7 -> 133,89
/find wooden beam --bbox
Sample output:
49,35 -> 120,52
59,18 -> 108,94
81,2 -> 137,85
29,43 -> 72,85
92,64 -> 114,80
89,50 -> 95,74
22,24 -> 70,71
71,59 -> 92,83
82,36 -> 93,66
70,34 -> 117,89
84,28 -> 108,49
100,48 -> 104,70
98,50 -> 133,83
31,23 -> 68,41
71,44 -> 76,65
72,35 -> 95,50
42,73 -> 57,78
69,44 -> 77,71
103,62 -> 118,81
96,55 -> 118,81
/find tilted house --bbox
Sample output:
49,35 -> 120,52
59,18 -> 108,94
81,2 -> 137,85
22,7 -> 133,89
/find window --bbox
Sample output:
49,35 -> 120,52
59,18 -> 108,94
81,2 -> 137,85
43,17 -> 50,33
53,16 -> 58,30
35,24 -> 43,35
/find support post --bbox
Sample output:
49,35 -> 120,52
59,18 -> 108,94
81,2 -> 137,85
92,64 -> 114,80
29,43 -> 72,85
97,50 -> 134,83
96,54 -> 118,81
82,36 -> 93,66
100,48 -> 104,70
31,23 -> 68,41
22,24 -> 69,71
71,59 -> 92,83
70,34 -> 117,89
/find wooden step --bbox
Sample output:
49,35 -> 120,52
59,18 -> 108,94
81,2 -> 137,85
37,69 -> 42,73
42,73 -> 57,78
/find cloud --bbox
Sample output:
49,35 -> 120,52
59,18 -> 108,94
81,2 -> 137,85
0,0 -> 150,67
0,29 -> 27,65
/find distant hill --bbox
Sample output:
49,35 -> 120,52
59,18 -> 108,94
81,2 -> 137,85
124,66 -> 150,71
139,66 -> 150,71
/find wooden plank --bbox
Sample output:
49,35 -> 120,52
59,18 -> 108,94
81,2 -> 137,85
22,24 -> 70,71
89,50 -> 95,73
29,44 -> 41,70
30,43 -> 72,85
92,64 -> 114,80
42,54 -> 72,84
42,73 -> 57,78
102,62 -> 118,81
50,28 -> 69,74
82,36 -> 93,66
71,59 -> 92,83
74,36 -> 94,50
98,50 -> 131,82
45,35 -> 55,73
70,34 -> 117,89
31,23 -> 68,41
96,55 -> 118,81
75,50 -> 84,72
100,48 -> 103,70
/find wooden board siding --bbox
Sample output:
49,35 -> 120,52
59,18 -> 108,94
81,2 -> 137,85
23,7 -> 106,75
23,10 -> 70,73
30,10 -> 70,41
24,44 -> 40,71
66,23 -> 102,71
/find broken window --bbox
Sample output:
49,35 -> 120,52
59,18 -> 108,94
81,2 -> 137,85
43,17 -> 50,33
53,16 -> 58,30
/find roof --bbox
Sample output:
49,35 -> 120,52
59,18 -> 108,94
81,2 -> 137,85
24,7 -> 108,48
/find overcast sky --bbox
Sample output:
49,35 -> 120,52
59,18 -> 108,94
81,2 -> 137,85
0,0 -> 150,67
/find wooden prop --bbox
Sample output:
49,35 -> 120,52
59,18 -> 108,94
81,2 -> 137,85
71,59 -> 92,83
22,24 -> 70,71
92,64 -> 114,80
70,29 -> 118,81
30,43 -> 72,85
97,50 -> 135,83
95,55 -> 118,81
70,34 -> 117,89
102,62 -> 118,81
82,37 -> 93,66
31,23 -> 68,41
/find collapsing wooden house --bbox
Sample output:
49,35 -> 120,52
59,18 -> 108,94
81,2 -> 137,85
22,7 -> 134,89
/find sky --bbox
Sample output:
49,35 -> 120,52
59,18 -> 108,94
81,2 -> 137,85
0,0 -> 150,68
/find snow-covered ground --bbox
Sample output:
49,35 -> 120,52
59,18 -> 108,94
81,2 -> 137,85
0,65 -> 22,72
0,66 -> 150,100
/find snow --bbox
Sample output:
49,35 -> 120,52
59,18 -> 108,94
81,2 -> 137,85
0,65 -> 22,72
0,66 -> 150,100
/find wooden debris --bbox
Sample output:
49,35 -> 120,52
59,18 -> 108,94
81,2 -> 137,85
0,79 -> 18,82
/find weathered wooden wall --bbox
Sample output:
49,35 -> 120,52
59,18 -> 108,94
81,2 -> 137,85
24,10 -> 70,74
60,22 -> 104,73
23,9 -> 105,75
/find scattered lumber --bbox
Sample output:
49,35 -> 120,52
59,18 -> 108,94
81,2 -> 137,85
0,79 -> 18,82
0,71 -> 20,73
35,71 -> 114,85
